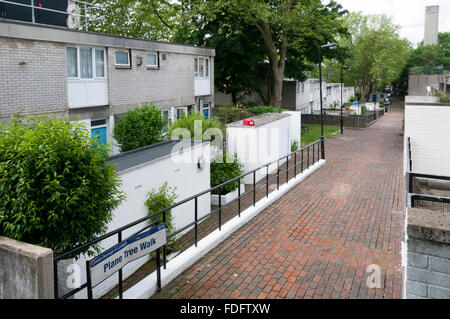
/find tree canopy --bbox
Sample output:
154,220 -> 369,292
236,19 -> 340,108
336,12 -> 411,101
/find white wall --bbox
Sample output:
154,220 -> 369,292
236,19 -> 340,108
283,111 -> 301,147
64,142 -> 211,299
227,116 -> 291,184
405,104 -> 450,176
195,78 -> 211,96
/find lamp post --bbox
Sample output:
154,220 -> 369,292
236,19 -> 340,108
318,42 -> 337,160
340,66 -> 351,134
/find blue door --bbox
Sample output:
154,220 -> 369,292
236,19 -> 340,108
203,106 -> 209,119
91,126 -> 107,147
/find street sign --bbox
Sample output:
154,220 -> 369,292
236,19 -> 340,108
89,223 -> 167,288
352,101 -> 359,105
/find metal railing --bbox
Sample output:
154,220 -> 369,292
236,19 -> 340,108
406,137 -> 450,210
53,139 -> 323,299
0,0 -> 102,31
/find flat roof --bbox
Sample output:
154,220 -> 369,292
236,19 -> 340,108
227,113 -> 291,128
0,19 -> 215,56
107,140 -> 206,172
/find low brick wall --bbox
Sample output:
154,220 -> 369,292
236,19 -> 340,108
405,208 -> 450,299
302,110 -> 385,128
0,236 -> 54,299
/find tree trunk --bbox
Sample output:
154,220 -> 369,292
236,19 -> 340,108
271,71 -> 283,107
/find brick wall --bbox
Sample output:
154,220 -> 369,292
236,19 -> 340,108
0,37 -> 68,122
406,207 -> 450,299
108,49 -> 197,115
406,238 -> 450,298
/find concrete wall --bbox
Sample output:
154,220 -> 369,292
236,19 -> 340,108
424,5 -> 439,46
408,75 -> 444,96
406,208 -> 450,298
404,102 -> 450,176
0,236 -> 54,299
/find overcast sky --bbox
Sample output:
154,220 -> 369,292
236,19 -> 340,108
331,0 -> 450,46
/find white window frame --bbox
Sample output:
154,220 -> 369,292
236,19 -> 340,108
176,107 -> 188,120
66,45 -> 107,80
146,52 -> 159,68
194,57 -> 210,79
114,50 -> 131,67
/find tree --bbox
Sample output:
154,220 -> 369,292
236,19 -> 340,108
200,0 -> 347,107
408,32 -> 450,75
341,12 -> 411,102
0,116 -> 124,256
113,104 -> 166,152
184,16 -> 269,105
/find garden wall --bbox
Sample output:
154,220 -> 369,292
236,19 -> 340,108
302,110 -> 384,129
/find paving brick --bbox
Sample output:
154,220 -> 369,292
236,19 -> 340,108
152,101 -> 405,299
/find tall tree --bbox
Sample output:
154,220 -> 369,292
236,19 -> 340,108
199,0 -> 347,107
341,12 -> 411,102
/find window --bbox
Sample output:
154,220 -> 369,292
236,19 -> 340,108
194,58 -> 199,77
80,47 -> 93,78
91,119 -> 108,147
176,107 -> 187,120
67,47 -> 78,78
95,49 -> 105,77
115,50 -> 130,66
194,57 -> 210,78
66,46 -> 106,79
146,53 -> 158,68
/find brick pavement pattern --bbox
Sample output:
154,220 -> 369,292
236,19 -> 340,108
152,102 -> 405,299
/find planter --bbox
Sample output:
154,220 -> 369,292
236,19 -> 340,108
211,184 -> 246,206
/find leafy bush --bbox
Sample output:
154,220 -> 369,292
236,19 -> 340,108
210,153 -> 243,195
434,91 -> 450,103
168,111 -> 224,140
361,105 -> 368,115
291,140 -> 299,152
248,106 -> 285,115
113,104 -> 165,152
349,95 -> 358,103
0,116 -> 124,256
145,182 -> 179,253
214,107 -> 253,124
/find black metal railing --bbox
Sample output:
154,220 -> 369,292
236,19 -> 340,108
53,140 -> 323,299
406,137 -> 450,211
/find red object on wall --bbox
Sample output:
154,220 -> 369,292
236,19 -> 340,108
243,119 -> 255,126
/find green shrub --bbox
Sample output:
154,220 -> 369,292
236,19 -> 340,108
113,104 -> 165,152
145,182 -> 179,253
248,106 -> 285,115
0,116 -> 124,256
361,105 -> 368,115
349,95 -> 358,103
291,140 -> 299,152
210,153 -> 243,195
434,91 -> 450,103
213,107 -> 253,124
168,111 -> 224,140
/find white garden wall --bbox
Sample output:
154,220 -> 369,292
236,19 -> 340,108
59,141 -> 211,299
404,102 -> 450,176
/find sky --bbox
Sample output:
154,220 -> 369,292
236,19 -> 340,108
330,0 -> 450,46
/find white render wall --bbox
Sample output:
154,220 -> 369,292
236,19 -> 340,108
404,103 -> 450,176
283,111 -> 301,147
227,116 -> 292,184
62,142 -> 211,299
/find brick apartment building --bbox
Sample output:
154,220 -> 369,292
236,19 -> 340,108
0,19 -> 215,154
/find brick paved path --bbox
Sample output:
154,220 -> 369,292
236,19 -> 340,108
152,101 -> 405,299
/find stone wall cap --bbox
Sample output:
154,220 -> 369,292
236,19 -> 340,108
407,207 -> 450,244
0,236 -> 53,259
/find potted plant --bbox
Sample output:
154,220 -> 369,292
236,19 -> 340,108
210,152 -> 244,205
